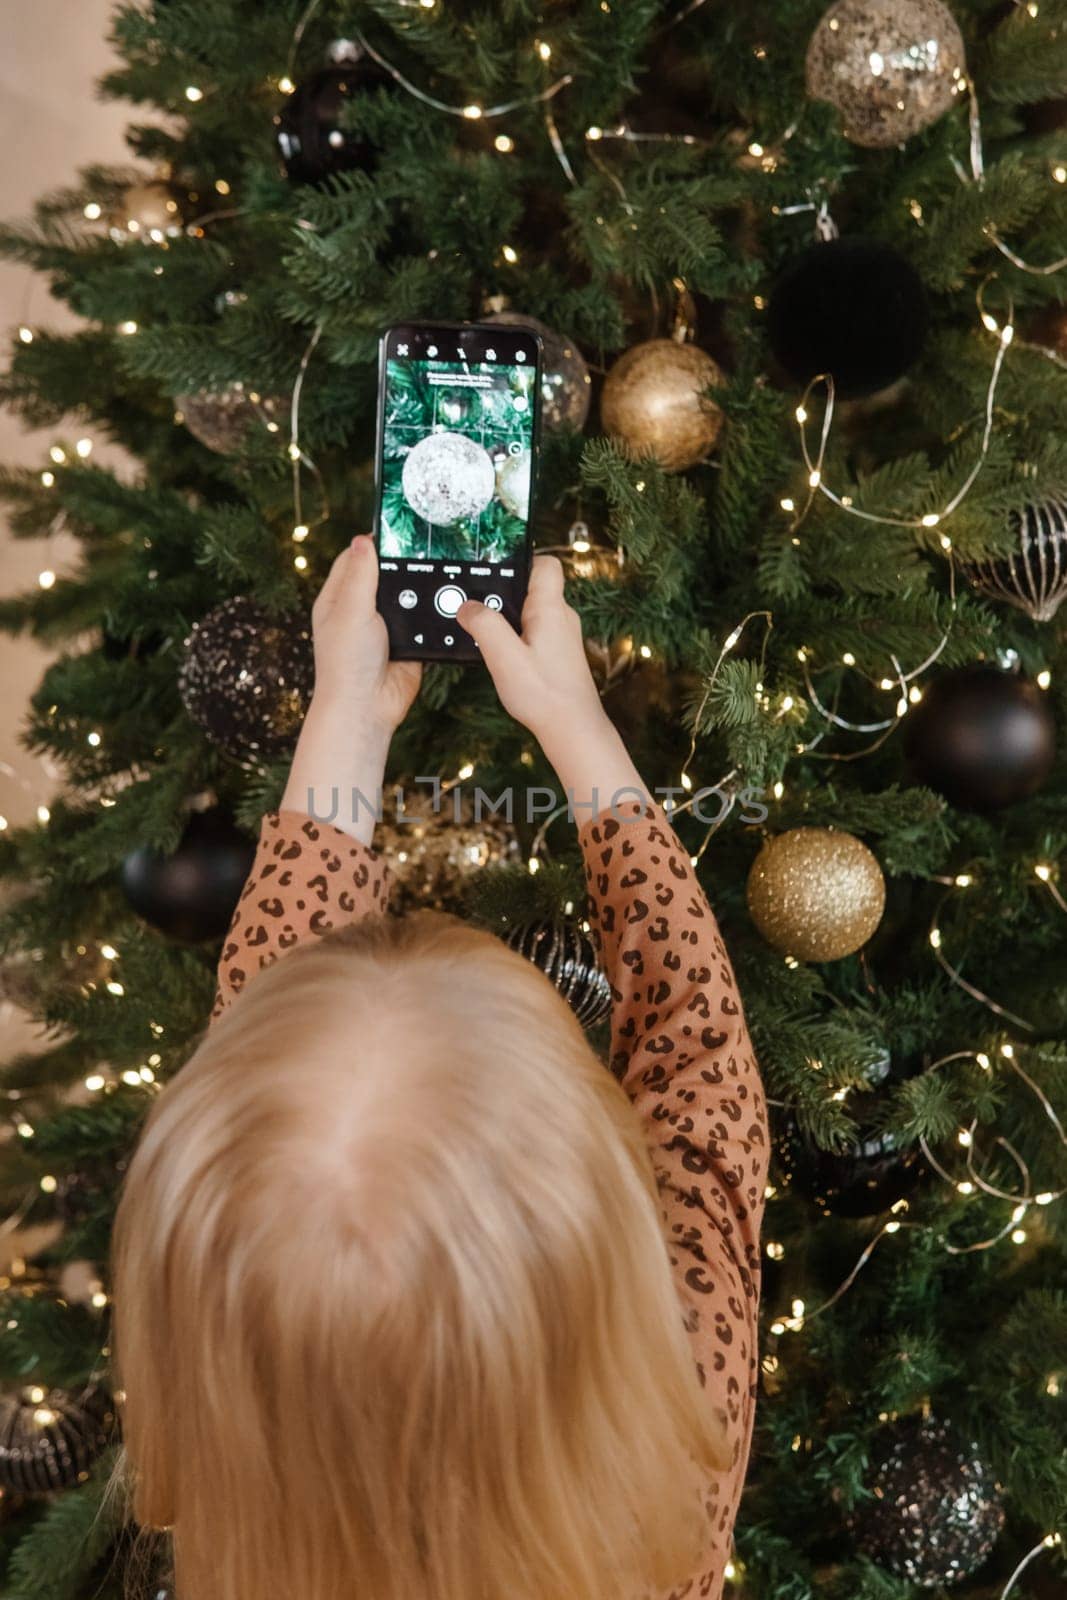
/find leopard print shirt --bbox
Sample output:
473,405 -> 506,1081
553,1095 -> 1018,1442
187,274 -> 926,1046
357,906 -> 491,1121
210,801 -> 768,1600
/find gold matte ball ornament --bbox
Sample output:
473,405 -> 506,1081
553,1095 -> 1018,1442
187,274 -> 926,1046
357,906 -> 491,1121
746,827 -> 886,962
806,0 -> 967,149
600,339 -> 724,472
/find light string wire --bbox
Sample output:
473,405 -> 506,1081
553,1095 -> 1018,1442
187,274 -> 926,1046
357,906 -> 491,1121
1035,864 -> 1067,916
793,305 -> 1014,536
929,891 -> 1037,1033
351,30 -> 573,120
998,1533 -> 1064,1600
287,320 -> 329,556
965,78 -> 1067,278
285,0 -> 325,85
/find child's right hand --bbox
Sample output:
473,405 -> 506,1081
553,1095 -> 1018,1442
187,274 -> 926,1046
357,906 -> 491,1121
457,556 -> 648,816
456,557 -> 602,741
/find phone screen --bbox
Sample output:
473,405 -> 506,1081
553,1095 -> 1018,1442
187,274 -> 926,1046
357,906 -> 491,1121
374,322 -> 542,660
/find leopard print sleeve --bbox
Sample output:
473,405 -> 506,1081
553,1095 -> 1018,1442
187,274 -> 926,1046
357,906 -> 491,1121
208,809 -> 392,1025
577,799 -> 769,1600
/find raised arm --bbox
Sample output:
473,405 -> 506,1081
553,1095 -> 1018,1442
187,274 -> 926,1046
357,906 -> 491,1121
459,560 -> 770,1593
210,809 -> 391,1022
210,535 -> 421,1024
577,801 -> 768,1473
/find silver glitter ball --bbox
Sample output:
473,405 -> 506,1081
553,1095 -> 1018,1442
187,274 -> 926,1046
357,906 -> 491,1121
401,431 -> 496,526
806,0 -> 968,148
486,311 -> 592,432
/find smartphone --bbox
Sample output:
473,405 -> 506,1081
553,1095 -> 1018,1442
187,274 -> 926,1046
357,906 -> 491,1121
373,321 -> 543,662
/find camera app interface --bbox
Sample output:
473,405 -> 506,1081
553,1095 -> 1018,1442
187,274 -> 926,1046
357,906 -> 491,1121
377,327 -> 539,656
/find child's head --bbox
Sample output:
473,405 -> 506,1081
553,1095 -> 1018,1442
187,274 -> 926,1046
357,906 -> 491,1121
112,912 -> 731,1600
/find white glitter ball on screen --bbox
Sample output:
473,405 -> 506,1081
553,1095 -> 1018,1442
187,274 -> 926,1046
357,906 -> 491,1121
401,432 -> 496,525
497,448 -> 531,518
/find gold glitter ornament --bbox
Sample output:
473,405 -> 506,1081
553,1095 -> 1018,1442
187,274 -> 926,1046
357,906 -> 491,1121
746,827 -> 885,961
600,339 -> 724,472
374,786 -> 521,914
109,180 -> 184,242
806,0 -> 967,149
583,633 -> 638,690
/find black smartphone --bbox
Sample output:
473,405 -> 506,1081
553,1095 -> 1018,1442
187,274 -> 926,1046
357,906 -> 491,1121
373,321 -> 543,662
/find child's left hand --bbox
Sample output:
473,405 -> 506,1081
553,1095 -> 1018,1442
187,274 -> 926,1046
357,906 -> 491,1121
310,533 -> 422,737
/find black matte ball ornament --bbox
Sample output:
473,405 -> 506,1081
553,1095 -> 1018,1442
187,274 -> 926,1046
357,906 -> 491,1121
0,1385 -> 116,1494
775,1048 -> 924,1217
274,57 -> 394,185
903,665 -> 1056,812
503,920 -> 613,1027
846,1414 -> 1005,1587
178,596 -> 315,765
767,238 -> 928,399
120,807 -> 256,943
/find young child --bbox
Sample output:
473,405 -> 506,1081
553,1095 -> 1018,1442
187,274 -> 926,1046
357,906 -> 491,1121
111,537 -> 769,1600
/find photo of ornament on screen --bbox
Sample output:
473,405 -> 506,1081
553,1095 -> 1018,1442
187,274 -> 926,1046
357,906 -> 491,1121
378,352 -> 536,564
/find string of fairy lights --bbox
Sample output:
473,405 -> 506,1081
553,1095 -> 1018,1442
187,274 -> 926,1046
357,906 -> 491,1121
6,7 -> 1067,1585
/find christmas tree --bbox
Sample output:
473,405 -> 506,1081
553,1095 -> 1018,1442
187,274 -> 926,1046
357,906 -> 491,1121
1,1 -> 1067,1595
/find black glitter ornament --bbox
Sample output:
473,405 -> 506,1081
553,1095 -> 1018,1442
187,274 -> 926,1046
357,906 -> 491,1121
846,1413 -> 1005,1587
274,55 -> 394,186
175,384 -> 284,455
903,664 -> 1056,812
178,596 -> 314,765
767,237 -> 928,399
774,1048 -> 924,1217
503,920 -> 613,1027
120,807 -> 256,943
0,1385 -> 116,1494
962,497 -> 1067,622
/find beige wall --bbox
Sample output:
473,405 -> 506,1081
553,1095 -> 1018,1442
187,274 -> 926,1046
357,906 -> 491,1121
1,3 -> 129,1057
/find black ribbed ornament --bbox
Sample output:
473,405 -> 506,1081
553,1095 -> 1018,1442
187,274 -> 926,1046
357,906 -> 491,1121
503,920 -> 612,1027
774,1048 -> 924,1217
963,498 -> 1067,622
0,1385 -> 116,1494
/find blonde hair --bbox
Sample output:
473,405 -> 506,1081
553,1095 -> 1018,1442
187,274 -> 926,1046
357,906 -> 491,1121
111,911 -> 732,1600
